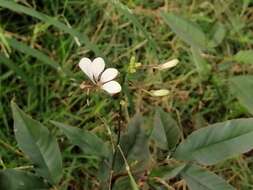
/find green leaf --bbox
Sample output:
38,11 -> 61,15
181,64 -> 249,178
209,22 -> 226,47
182,164 -> 235,190
191,47 -> 211,80
174,118 -> 253,165
150,163 -> 186,180
0,0 -> 101,56
112,174 -> 139,190
0,169 -> 49,190
128,171 -> 139,190
114,114 -> 150,172
161,12 -> 208,49
51,121 -> 109,158
112,176 -> 131,190
151,108 -> 180,150
0,26 -> 11,56
97,157 -> 112,189
234,50 -> 253,64
230,75 -> 253,115
11,102 -> 62,184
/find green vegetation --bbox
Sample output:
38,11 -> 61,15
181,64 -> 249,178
1,0 -> 253,189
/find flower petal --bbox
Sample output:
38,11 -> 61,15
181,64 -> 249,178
100,68 -> 119,83
91,57 -> 105,81
101,81 -> 121,95
78,57 -> 94,83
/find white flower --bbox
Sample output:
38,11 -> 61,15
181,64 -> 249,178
78,57 -> 121,95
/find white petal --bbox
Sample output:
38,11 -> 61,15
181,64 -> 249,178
101,81 -> 121,95
91,57 -> 105,81
100,68 -> 119,83
78,57 -> 94,83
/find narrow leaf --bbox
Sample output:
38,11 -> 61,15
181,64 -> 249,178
152,108 -> 180,150
182,164 -> 235,190
51,121 -> 109,157
6,37 -> 61,71
0,169 -> 49,190
161,12 -> 208,49
0,26 -> 11,55
230,75 -> 253,115
11,102 -> 62,184
174,118 -> 253,165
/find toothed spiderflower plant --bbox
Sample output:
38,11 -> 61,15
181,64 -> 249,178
6,53 -> 253,190
78,57 -> 121,95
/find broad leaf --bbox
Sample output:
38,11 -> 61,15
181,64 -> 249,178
0,169 -> 49,190
151,108 -> 180,150
234,50 -> 253,64
182,164 -> 235,190
174,118 -> 253,165
52,121 -> 109,157
11,102 -> 62,184
114,114 -> 150,172
230,75 -> 253,115
161,12 -> 208,49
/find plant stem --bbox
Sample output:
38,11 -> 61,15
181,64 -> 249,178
110,103 -> 123,189
0,138 -> 24,157
117,144 -> 139,190
111,103 -> 122,169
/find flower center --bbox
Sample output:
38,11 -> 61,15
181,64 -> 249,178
96,81 -> 103,87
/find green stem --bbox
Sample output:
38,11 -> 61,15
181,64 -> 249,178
110,103 -> 123,188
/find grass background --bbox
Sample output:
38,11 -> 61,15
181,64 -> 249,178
1,0 -> 253,189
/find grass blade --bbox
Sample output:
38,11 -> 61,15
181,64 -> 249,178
0,0 -> 102,56
6,37 -> 61,71
111,0 -> 158,57
0,54 -> 34,87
